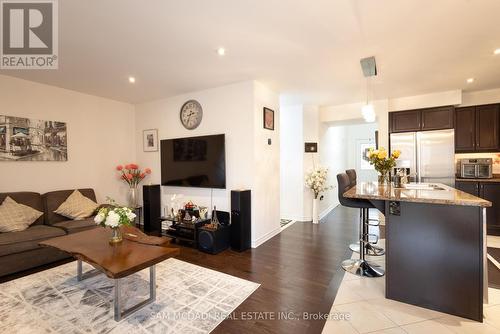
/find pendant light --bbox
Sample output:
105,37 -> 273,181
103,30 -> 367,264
360,56 -> 377,122
362,77 -> 376,122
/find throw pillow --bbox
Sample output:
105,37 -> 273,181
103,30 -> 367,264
0,196 -> 44,232
54,190 -> 99,220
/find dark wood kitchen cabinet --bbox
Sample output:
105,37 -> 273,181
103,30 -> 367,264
421,106 -> 454,130
476,104 -> 499,151
389,106 -> 454,133
481,182 -> 500,235
454,107 -> 476,151
390,110 -> 421,132
455,104 -> 500,153
456,180 -> 500,235
455,180 -> 479,197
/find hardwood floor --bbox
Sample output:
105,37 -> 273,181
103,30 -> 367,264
174,206 -> 359,333
0,206 -> 360,333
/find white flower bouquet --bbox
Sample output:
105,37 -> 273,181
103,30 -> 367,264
305,166 -> 332,199
94,206 -> 136,228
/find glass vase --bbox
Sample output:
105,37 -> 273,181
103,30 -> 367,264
128,186 -> 138,208
378,172 -> 390,185
109,227 -> 123,244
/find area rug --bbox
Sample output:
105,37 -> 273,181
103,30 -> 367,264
0,258 -> 260,334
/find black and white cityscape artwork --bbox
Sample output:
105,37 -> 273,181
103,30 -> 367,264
0,115 -> 67,161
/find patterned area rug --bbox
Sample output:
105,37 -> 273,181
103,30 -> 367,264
0,258 -> 259,333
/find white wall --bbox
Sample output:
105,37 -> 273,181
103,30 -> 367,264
252,81 -> 281,246
279,104 -> 337,221
319,123 -> 347,214
280,105 -> 304,221
302,105 -> 321,219
318,122 -> 377,209
0,75 -> 135,203
320,99 -> 389,149
461,88 -> 500,107
135,80 -> 280,247
346,123 -> 378,182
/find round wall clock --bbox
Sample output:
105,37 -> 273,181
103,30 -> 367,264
180,100 -> 203,130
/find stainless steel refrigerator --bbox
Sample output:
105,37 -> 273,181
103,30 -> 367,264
390,129 -> 455,186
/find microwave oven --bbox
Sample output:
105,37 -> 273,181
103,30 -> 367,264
459,158 -> 493,179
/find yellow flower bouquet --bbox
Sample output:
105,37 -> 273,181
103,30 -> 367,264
368,148 -> 401,184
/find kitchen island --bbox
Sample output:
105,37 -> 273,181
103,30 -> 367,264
344,182 -> 491,322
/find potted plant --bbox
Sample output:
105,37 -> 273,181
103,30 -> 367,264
116,164 -> 151,208
305,166 -> 332,224
367,148 -> 401,184
94,203 -> 136,243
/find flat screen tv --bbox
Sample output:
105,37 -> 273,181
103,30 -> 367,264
160,134 -> 226,189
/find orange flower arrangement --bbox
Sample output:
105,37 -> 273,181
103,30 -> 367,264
116,163 -> 151,187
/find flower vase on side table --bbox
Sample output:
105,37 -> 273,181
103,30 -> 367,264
128,186 -> 138,208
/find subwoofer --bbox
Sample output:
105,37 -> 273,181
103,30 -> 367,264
143,184 -> 161,233
230,190 -> 251,251
197,226 -> 230,254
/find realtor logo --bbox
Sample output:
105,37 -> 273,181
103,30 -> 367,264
0,0 -> 58,69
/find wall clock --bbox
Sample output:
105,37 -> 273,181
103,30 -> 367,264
180,100 -> 203,130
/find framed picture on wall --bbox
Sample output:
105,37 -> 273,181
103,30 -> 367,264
0,114 -> 67,161
263,107 -> 274,130
360,141 -> 375,170
143,129 -> 158,152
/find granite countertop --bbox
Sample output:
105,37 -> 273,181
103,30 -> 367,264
344,182 -> 492,207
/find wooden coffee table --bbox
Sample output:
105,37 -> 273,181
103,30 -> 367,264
40,227 -> 180,321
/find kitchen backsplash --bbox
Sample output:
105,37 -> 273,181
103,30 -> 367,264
455,152 -> 500,175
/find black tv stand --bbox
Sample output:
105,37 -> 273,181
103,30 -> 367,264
162,217 -> 209,247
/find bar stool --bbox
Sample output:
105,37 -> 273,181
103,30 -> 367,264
337,173 -> 384,277
345,169 -> 385,257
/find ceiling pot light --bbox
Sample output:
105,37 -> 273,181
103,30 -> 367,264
466,78 -> 474,84
128,76 -> 136,83
494,48 -> 500,55
216,47 -> 226,56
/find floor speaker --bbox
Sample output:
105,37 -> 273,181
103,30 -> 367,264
230,190 -> 251,251
143,184 -> 161,233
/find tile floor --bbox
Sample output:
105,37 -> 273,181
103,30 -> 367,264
322,238 -> 500,334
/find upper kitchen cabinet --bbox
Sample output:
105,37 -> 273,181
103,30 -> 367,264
455,107 -> 476,152
421,106 -> 454,130
390,110 -> 421,132
454,104 -> 500,153
476,104 -> 499,151
389,106 -> 454,133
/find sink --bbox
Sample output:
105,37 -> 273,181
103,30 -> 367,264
403,183 -> 446,191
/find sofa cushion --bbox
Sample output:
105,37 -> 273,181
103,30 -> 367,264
43,189 -> 97,225
53,190 -> 99,220
53,218 -> 98,234
0,192 -> 44,225
0,196 -> 44,232
0,225 -> 66,257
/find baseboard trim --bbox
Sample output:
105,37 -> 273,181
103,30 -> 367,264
252,227 -> 281,248
319,203 -> 338,220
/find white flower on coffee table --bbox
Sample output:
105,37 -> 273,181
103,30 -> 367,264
93,202 -> 136,229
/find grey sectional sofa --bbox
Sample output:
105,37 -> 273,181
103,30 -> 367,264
0,189 -> 98,278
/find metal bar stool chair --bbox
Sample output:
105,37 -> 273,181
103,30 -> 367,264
337,173 -> 384,277
345,169 -> 385,257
